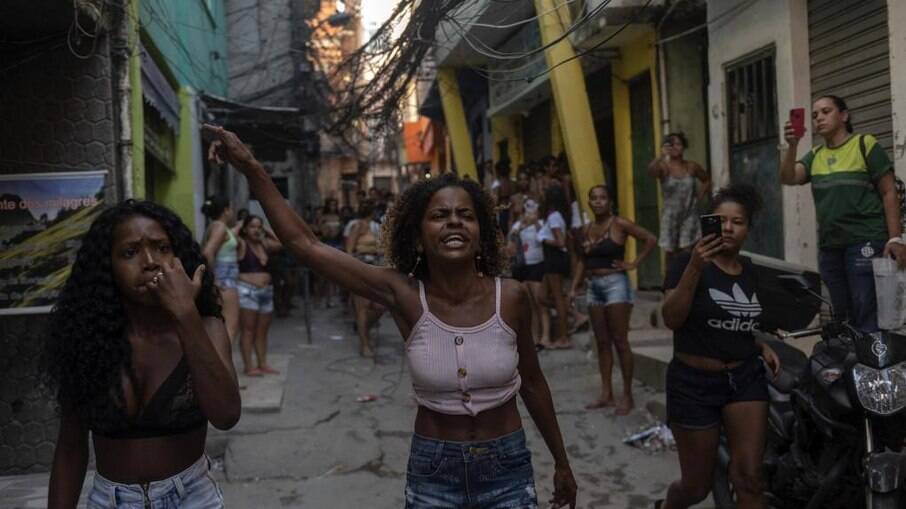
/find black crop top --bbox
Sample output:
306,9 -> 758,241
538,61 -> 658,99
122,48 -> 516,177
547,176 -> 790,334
239,245 -> 268,274
582,223 -> 626,270
91,357 -> 207,439
663,252 -> 761,362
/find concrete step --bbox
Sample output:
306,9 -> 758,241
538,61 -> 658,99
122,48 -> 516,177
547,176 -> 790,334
233,353 -> 293,413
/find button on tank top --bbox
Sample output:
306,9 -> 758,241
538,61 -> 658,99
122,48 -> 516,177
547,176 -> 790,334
405,278 -> 522,416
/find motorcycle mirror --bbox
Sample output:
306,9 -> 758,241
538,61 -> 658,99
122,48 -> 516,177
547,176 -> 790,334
776,274 -> 834,314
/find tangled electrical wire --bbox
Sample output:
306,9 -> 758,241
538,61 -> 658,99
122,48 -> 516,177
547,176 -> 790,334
312,0 -> 472,137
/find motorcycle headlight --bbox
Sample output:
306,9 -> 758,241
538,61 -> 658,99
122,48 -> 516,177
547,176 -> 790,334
852,362 -> 906,415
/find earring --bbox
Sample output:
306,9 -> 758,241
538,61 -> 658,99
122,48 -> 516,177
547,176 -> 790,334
475,253 -> 485,278
408,253 -> 421,278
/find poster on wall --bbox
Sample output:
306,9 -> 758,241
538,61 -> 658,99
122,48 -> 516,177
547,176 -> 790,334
0,171 -> 107,315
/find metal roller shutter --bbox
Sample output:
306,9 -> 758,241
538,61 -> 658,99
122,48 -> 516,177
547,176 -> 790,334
808,0 -> 893,156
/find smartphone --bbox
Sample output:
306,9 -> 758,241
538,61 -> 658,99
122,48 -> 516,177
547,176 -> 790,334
789,108 -> 806,137
700,214 -> 722,239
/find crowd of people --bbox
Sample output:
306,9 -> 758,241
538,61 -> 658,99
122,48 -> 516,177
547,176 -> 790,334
39,93 -> 906,508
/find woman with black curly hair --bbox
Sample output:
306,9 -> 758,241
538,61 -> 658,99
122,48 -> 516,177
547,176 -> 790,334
43,200 -> 240,508
205,125 -> 577,509
656,185 -> 780,509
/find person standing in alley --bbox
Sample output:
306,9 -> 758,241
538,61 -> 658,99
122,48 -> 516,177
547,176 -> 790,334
648,133 -> 711,263
570,185 -> 656,415
656,185 -> 780,509
345,200 -> 386,358
538,184 -> 574,349
237,214 -> 283,376
201,196 -> 241,341
204,124 -> 577,509
781,95 -> 905,332
44,200 -> 239,508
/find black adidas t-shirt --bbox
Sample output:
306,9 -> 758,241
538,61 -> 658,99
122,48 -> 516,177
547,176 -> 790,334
663,252 -> 761,362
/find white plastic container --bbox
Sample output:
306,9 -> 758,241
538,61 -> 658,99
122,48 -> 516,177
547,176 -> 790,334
872,258 -> 906,330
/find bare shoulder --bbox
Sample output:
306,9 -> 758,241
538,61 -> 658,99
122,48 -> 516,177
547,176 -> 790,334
500,277 -> 530,310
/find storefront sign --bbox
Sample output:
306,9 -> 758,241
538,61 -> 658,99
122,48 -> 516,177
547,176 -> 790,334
0,171 -> 106,315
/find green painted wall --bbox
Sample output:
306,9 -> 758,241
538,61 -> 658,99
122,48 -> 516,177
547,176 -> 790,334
140,0 -> 228,95
664,31 -> 709,173
153,87 -> 200,233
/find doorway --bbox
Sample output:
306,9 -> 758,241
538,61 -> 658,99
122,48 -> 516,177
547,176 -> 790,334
629,73 -> 662,289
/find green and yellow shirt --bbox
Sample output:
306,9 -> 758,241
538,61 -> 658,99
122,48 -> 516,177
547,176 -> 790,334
799,134 -> 892,248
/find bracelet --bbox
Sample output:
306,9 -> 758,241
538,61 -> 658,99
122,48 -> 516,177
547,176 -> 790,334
887,237 -> 905,246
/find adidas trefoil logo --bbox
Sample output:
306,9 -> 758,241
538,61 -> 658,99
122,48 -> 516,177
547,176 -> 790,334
707,283 -> 761,331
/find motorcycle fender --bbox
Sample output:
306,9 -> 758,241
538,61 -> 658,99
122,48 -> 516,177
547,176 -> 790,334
865,450 -> 906,493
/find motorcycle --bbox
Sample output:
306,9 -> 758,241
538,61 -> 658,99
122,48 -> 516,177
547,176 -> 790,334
711,274 -> 906,509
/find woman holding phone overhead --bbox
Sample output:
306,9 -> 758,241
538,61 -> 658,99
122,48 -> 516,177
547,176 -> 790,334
203,125 -> 577,509
780,95 -> 906,332
648,133 -> 712,262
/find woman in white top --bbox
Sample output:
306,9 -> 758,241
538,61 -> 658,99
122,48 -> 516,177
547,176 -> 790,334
539,185 -> 573,349
204,125 -> 577,509
508,201 -> 552,349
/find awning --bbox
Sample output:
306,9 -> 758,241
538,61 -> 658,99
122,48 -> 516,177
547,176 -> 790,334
201,94 -> 312,160
141,44 -> 180,132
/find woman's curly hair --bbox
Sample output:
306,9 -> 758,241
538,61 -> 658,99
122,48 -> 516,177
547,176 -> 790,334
41,200 -> 221,421
383,173 -> 505,280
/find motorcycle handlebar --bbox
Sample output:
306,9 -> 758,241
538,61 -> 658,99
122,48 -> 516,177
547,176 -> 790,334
779,327 -> 824,339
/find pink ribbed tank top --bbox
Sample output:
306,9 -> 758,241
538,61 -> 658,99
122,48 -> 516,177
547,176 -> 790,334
405,277 -> 522,416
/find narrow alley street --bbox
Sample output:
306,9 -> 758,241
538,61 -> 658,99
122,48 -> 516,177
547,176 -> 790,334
211,299 -> 698,509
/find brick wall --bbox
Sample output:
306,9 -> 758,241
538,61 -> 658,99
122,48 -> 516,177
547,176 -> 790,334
0,38 -> 118,474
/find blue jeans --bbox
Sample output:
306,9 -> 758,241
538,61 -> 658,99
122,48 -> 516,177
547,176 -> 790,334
586,272 -> 634,307
87,455 -> 223,508
819,240 -> 885,332
213,261 -> 238,290
405,429 -> 538,509
237,281 -> 274,313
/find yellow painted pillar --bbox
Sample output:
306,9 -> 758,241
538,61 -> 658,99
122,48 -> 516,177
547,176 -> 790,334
437,68 -> 478,180
534,0 -> 605,214
490,115 -> 524,168
610,31 -> 663,285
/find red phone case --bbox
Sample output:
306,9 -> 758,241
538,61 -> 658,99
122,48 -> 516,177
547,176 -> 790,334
790,108 -> 805,137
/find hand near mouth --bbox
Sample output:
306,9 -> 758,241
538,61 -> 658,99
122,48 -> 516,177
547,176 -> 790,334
146,258 -> 206,318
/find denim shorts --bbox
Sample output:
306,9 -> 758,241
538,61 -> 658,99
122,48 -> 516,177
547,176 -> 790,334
405,429 -> 538,508
586,272 -> 633,306
87,455 -> 223,508
213,261 -> 238,290
666,355 -> 769,430
238,280 -> 274,313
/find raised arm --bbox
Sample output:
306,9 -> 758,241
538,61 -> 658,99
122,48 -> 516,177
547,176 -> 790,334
780,121 -> 808,185
47,409 -> 89,509
203,125 -> 409,309
661,237 -> 722,329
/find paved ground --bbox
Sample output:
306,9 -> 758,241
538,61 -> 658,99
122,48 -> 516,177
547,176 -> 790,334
0,298 -> 715,509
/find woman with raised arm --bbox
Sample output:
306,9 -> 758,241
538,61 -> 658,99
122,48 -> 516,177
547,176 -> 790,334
44,200 -> 240,508
780,95 -> 905,332
237,214 -> 283,376
648,132 -> 711,263
204,125 -> 577,509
